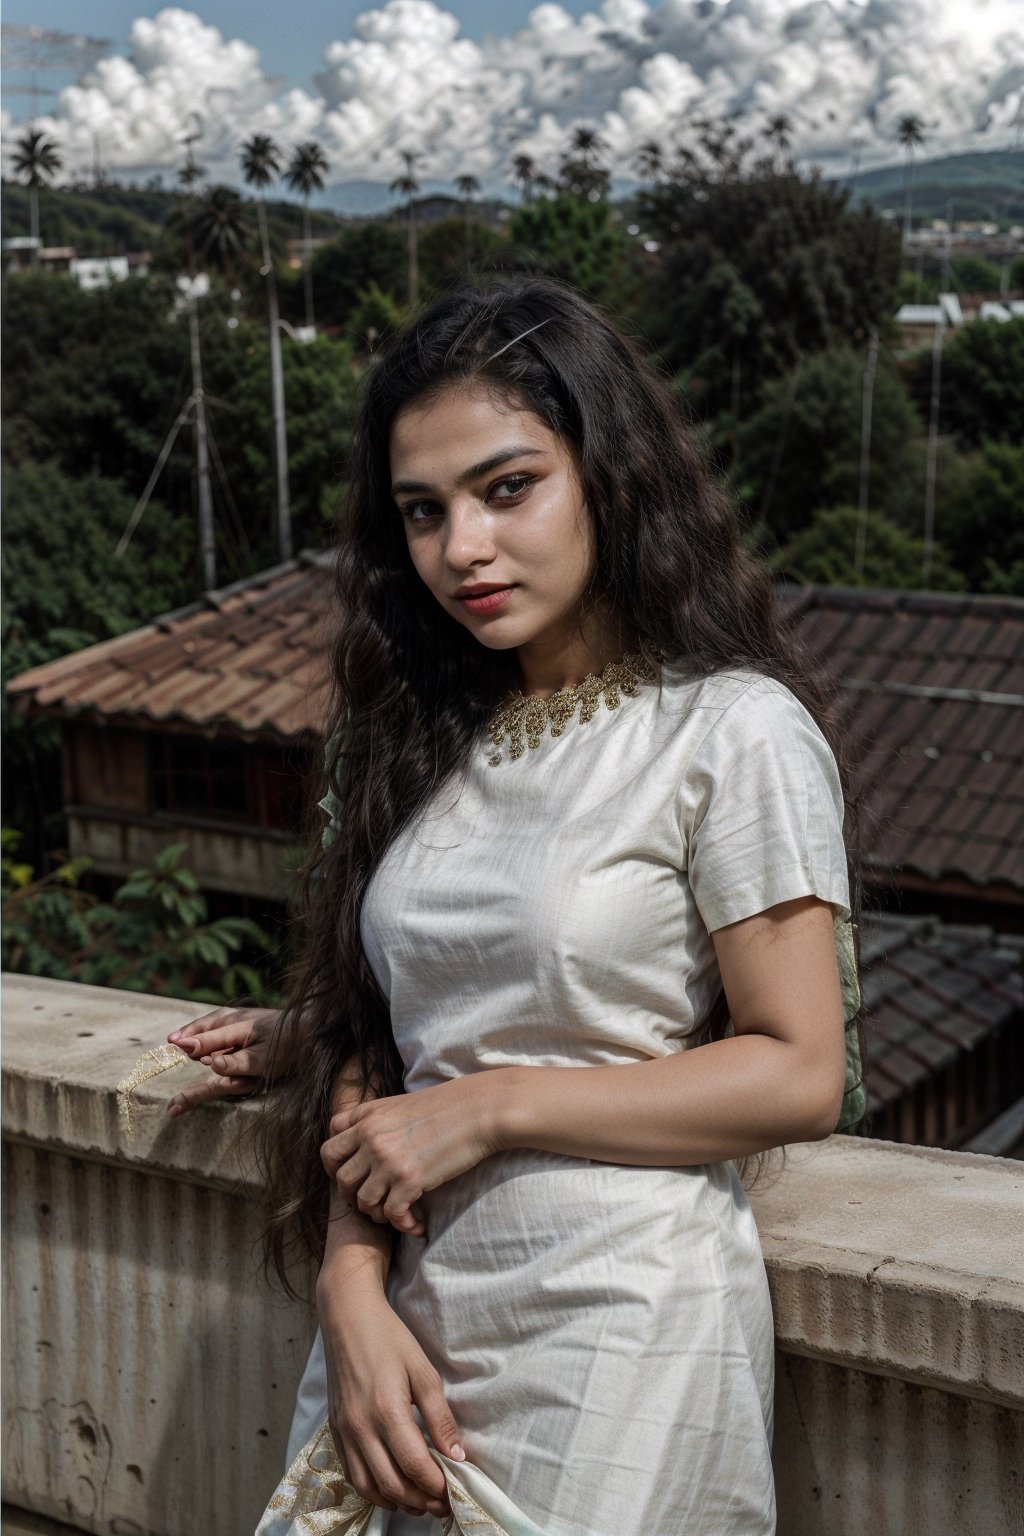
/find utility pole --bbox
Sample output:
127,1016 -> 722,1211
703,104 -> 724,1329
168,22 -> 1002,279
185,283 -> 216,588
854,324 -> 878,579
922,313 -> 944,589
116,272 -> 218,592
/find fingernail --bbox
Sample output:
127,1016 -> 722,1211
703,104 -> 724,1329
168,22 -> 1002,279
200,1055 -> 213,1065
167,1105 -> 182,1118
450,1443 -> 465,1461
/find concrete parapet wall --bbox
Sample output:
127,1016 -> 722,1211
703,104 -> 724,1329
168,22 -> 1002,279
3,973 -> 1022,1536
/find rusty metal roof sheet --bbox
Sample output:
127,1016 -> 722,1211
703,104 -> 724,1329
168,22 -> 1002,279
858,911 -> 1023,1112
779,584 -> 1024,895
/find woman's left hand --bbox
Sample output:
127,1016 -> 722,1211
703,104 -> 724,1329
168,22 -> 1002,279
321,1074 -> 506,1237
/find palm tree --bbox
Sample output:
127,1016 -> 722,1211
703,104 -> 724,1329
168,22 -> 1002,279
187,186 -> 252,286
633,139 -> 664,185
11,129 -> 62,262
285,140 -> 329,330
511,154 -> 539,205
390,149 -> 422,307
762,114 -> 793,160
455,172 -> 479,264
177,156 -> 206,192
569,126 -> 607,168
897,114 -> 926,246
240,134 -> 291,561
559,125 -> 610,201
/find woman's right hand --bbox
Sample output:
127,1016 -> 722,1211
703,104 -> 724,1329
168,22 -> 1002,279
317,1282 -> 464,1521
163,1005 -> 291,1117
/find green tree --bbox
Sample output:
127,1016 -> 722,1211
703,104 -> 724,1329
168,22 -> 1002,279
184,184 -> 253,283
455,172 -> 480,263
939,440 -> 1024,594
2,841 -> 277,1004
307,222 -> 407,329
771,505 -> 966,591
896,114 -> 926,243
762,114 -> 794,160
2,458 -> 194,861
510,153 -> 540,204
633,139 -> 665,186
904,317 -> 1024,447
505,192 -> 637,308
557,125 -> 610,203
390,148 -> 423,307
348,282 -> 408,356
241,134 -> 291,560
207,330 -> 359,557
418,216 -> 504,295
11,128 -> 62,257
285,140 -> 330,329
735,347 -> 923,539
950,254 -> 1003,293
639,151 -> 901,415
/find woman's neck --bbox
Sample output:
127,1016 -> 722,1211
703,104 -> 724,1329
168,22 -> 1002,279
514,610 -> 638,699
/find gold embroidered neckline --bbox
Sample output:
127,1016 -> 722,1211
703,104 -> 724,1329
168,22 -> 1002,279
486,647 -> 661,766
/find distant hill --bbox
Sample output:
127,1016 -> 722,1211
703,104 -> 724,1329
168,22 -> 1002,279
5,146 -> 1021,259
0,180 -> 351,257
838,148 -> 1023,225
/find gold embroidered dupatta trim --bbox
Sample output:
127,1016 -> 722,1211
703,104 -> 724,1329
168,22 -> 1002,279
256,1422 -> 546,1536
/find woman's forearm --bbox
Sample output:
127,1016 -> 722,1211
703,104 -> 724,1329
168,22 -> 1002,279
493,1032 -> 842,1168
319,1062 -> 393,1305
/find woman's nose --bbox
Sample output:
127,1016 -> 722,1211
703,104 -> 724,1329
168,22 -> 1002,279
443,499 -> 495,568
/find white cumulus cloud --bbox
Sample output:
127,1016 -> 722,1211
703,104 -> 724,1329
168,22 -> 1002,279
5,1 -> 1022,195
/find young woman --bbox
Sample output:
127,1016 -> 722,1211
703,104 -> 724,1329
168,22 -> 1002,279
167,275 -> 863,1535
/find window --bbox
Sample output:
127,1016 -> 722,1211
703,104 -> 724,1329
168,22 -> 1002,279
149,735 -> 253,822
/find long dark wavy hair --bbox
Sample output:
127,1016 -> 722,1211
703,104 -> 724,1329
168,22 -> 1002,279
258,273 -> 868,1293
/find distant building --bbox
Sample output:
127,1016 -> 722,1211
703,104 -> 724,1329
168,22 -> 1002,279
70,255 -> 129,289
1,239 -> 75,275
978,300 -> 1024,322
893,291 -> 964,347
3,240 -> 150,285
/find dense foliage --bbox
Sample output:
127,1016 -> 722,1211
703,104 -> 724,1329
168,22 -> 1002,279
2,836 -> 279,1003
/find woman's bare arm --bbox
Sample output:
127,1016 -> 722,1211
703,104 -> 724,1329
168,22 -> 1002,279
495,894 -> 846,1163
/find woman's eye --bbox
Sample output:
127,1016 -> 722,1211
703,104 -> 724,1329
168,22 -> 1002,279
401,501 -> 441,524
492,473 -> 534,500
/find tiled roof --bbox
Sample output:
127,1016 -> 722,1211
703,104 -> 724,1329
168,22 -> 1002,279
780,584 -> 1024,894
858,910 -> 1023,1112
6,551 -> 336,746
9,570 -> 1023,892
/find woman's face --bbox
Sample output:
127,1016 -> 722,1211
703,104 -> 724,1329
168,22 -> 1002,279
389,382 -> 597,656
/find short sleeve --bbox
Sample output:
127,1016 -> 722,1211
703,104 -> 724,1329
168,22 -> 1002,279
682,678 -> 851,933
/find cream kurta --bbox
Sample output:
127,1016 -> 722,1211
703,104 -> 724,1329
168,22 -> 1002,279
281,661 -> 851,1536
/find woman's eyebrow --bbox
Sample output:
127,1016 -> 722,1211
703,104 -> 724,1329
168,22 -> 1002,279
391,445 -> 545,496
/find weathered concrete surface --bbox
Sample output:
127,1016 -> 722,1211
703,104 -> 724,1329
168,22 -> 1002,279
3,974 -> 316,1536
2,1502 -> 89,1534
748,1137 -> 1024,1409
2,971 -> 265,1191
3,973 -> 1023,1536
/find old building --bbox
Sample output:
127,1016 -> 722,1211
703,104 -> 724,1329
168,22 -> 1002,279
6,550 -> 334,914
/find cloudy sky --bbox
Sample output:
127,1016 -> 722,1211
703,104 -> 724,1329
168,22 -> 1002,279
4,1 -> 1023,209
